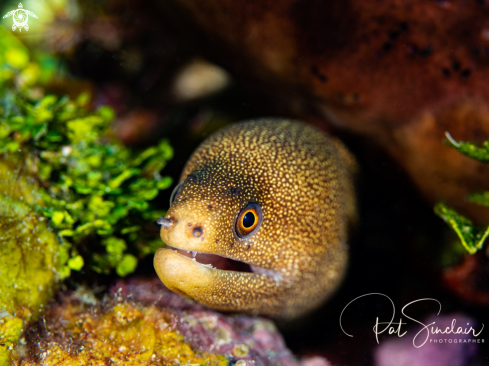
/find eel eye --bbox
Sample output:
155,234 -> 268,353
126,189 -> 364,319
169,182 -> 184,206
235,203 -> 262,238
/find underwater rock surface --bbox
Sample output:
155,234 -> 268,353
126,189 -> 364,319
0,160 -> 61,365
17,278 -> 329,366
170,0 -> 489,223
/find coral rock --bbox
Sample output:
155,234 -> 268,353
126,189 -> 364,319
171,0 -> 489,222
18,278 -> 329,366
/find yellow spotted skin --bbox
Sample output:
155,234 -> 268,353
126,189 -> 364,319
154,119 -> 356,319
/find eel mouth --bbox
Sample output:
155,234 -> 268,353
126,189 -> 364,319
153,243 -> 287,313
153,246 -> 262,300
165,246 -> 253,272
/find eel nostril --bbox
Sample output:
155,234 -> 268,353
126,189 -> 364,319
193,227 -> 203,238
157,217 -> 174,228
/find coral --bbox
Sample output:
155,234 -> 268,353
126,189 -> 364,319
15,279 -> 327,366
113,279 -> 303,366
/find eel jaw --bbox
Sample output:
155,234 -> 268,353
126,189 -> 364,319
154,248 -> 214,297
153,248 -> 286,314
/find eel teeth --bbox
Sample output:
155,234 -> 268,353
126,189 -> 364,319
191,251 -> 197,258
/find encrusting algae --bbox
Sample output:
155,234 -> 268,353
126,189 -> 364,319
0,158 -> 60,365
20,299 -> 228,366
14,279 -> 307,366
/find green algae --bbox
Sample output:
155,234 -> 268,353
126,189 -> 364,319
434,202 -> 489,255
444,132 -> 489,163
435,133 -> 489,254
0,30 -> 173,277
0,26 -> 173,365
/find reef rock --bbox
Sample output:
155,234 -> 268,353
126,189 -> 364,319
170,0 -> 489,222
17,278 -> 330,366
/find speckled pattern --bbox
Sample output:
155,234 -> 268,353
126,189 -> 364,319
154,119 -> 356,319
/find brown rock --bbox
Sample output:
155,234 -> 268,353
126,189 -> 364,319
171,0 -> 489,222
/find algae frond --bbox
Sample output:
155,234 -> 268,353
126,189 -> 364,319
434,133 -> 489,254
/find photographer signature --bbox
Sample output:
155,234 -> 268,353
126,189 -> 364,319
339,293 -> 484,348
